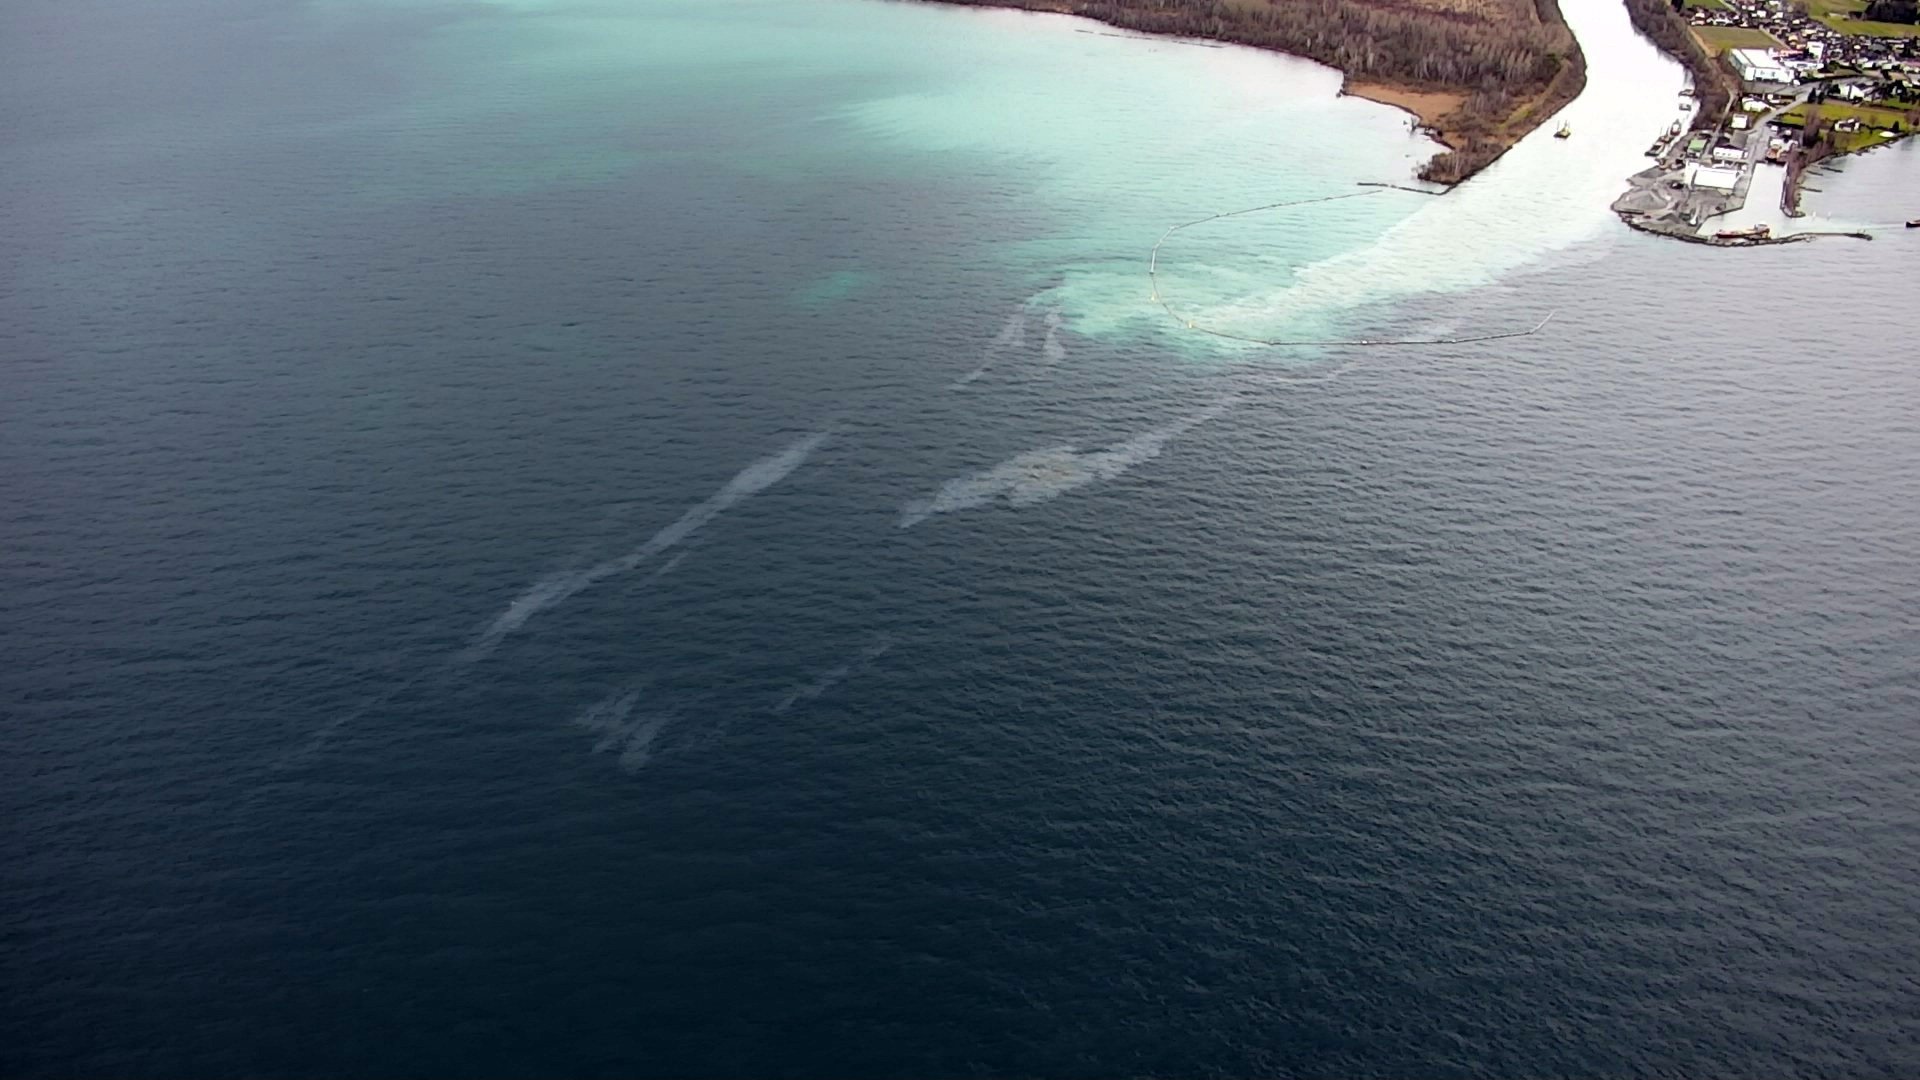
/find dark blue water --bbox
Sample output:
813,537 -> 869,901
6,1 -> 1920,1076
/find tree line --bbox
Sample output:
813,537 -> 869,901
1622,0 -> 1738,132
1862,0 -> 1918,24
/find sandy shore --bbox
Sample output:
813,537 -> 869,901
1343,82 -> 1467,147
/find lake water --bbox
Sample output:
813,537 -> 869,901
5,0 -> 1919,1075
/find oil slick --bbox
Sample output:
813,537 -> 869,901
774,635 -> 894,714
898,397 -> 1232,528
573,683 -> 675,772
949,309 -> 1030,388
1039,309 -> 1067,363
464,430 -> 829,660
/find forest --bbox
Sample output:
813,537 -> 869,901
1862,0 -> 1917,23
929,0 -> 1587,183
1621,0 -> 1737,133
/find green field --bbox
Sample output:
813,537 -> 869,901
1800,0 -> 1920,37
1782,101 -> 1919,151
1691,25 -> 1784,53
1681,0 -> 1730,10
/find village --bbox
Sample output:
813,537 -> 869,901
1612,0 -> 1920,242
1686,0 -> 1918,72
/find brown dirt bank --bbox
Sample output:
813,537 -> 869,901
917,0 -> 1587,185
1344,82 -> 1467,138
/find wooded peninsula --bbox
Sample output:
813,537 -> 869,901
928,0 -> 1588,183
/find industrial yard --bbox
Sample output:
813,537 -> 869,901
1613,0 -> 1918,242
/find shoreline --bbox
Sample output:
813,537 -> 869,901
1342,83 -> 1467,150
917,0 -> 1587,186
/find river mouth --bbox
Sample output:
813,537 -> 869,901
1122,0 -> 1688,349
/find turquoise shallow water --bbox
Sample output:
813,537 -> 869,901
6,0 -> 1920,1076
0,0 -> 1692,347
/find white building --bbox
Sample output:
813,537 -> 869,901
1687,164 -> 1742,191
1730,48 -> 1794,85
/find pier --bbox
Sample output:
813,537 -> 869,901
1611,87 -> 1802,241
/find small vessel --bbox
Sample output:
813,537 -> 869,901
1670,120 -> 1682,136
1555,122 -> 1572,139
1908,219 -> 1920,228
1714,224 -> 1772,241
